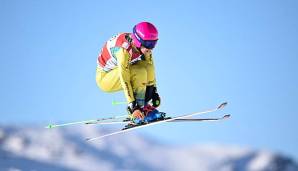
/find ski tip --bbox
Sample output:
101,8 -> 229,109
218,102 -> 228,109
223,114 -> 231,119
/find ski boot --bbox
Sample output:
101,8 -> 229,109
142,104 -> 166,123
129,109 -> 144,124
124,105 -> 167,129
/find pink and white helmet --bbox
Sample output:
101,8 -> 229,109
132,22 -> 158,49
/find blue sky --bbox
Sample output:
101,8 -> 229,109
1,0 -> 298,160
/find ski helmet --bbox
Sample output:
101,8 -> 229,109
132,22 -> 158,49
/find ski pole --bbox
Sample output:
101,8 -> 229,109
112,100 -> 127,105
45,114 -> 128,129
46,119 -> 97,129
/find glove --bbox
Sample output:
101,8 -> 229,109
127,101 -> 144,120
152,87 -> 161,107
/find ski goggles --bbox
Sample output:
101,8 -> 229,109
140,39 -> 158,49
133,27 -> 158,49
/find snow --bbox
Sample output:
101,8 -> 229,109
248,151 -> 273,170
0,125 -> 297,171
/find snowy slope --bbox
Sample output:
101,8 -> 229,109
0,125 -> 297,171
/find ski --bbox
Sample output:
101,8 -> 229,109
169,114 -> 230,122
86,102 -> 228,141
85,114 -> 231,125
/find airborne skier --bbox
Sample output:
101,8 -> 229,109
46,24 -> 230,141
96,22 -> 162,124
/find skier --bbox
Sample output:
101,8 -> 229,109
96,22 -> 162,124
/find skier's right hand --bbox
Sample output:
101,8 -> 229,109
127,101 -> 144,120
131,109 -> 144,120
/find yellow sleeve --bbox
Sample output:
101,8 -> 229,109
145,53 -> 157,87
115,48 -> 135,103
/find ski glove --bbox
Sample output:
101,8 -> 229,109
127,101 -> 139,114
152,88 -> 161,107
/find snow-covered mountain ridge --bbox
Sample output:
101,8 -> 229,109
0,125 -> 297,171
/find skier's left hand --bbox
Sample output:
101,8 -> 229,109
152,91 -> 161,107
